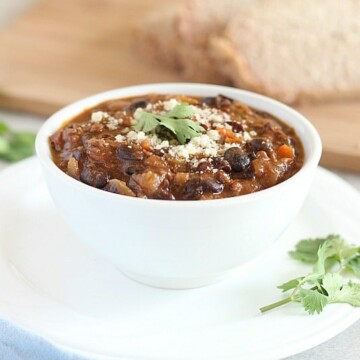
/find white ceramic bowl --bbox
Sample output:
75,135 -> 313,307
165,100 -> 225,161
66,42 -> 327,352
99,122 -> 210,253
36,83 -> 322,289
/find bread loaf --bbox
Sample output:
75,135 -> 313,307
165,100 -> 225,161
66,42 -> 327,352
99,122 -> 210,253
211,0 -> 360,103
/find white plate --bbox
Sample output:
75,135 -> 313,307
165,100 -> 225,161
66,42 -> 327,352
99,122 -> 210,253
1,158 -> 360,360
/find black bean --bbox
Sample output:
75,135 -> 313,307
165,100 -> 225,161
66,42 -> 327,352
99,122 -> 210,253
201,179 -> 224,194
226,121 -> 244,133
203,97 -> 217,106
126,164 -> 145,175
182,177 -> 224,199
125,99 -> 148,111
196,161 -> 212,172
224,147 -> 251,172
212,157 -> 231,173
183,179 -> 203,200
248,151 -> 257,160
217,94 -> 233,107
247,138 -> 272,153
235,166 -> 255,180
203,94 -> 233,108
116,145 -> 143,161
80,166 -> 109,188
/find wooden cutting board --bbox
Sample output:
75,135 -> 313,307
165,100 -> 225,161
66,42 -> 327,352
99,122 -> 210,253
0,0 -> 359,171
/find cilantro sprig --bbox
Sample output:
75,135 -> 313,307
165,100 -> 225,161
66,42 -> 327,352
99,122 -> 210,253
0,122 -> 36,162
132,103 -> 205,144
260,235 -> 360,315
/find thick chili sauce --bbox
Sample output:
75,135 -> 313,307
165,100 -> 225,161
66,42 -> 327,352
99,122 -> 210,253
49,94 -> 304,200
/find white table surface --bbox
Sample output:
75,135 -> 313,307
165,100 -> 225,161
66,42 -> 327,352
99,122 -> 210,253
1,1 -> 360,359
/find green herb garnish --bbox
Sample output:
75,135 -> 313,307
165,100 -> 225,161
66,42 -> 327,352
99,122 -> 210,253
132,103 -> 205,144
0,122 -> 36,162
260,234 -> 360,314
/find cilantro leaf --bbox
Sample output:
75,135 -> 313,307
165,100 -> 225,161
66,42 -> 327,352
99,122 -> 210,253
166,102 -> 195,119
261,234 -> 360,315
289,234 -> 352,264
322,273 -> 360,306
278,277 -> 303,292
0,137 -> 10,154
0,123 -> 36,163
132,103 -> 204,145
132,112 -> 159,133
347,256 -> 360,277
297,288 -> 328,315
321,235 -> 359,262
289,238 -> 326,263
332,282 -> 360,307
0,122 -> 10,135
314,240 -> 337,275
290,234 -> 359,273
321,273 -> 343,299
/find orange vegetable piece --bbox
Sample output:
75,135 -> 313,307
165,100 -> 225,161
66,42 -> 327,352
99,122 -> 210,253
217,127 -> 227,137
217,127 -> 241,143
141,138 -> 152,151
225,136 -> 242,144
277,144 -> 295,158
226,129 -> 236,138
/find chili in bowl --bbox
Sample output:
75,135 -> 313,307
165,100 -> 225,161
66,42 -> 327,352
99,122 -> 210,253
36,83 -> 322,289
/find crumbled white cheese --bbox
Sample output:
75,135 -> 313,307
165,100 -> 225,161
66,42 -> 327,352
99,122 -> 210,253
191,134 -> 214,148
222,142 -> 241,152
149,134 -> 161,147
207,129 -> 220,141
91,110 -> 122,130
190,105 -> 230,127
243,131 -> 252,141
249,130 -> 257,137
163,99 -> 179,111
168,134 -> 220,159
106,117 -> 121,130
126,130 -> 147,142
204,148 -> 218,157
91,111 -> 105,123
155,140 -> 170,150
115,134 -> 125,142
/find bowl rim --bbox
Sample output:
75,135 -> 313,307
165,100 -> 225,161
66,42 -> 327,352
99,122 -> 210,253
36,83 -> 322,207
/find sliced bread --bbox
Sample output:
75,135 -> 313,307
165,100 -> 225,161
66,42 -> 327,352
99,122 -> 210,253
211,0 -> 360,103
